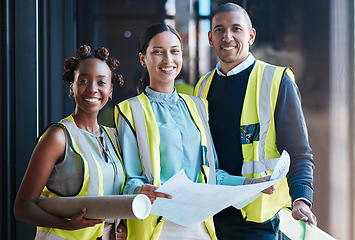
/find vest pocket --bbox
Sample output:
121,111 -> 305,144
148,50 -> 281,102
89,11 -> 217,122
240,123 -> 260,144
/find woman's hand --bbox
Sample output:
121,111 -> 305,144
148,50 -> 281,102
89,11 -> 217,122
66,208 -> 104,230
246,175 -> 276,195
110,221 -> 127,240
134,184 -> 172,204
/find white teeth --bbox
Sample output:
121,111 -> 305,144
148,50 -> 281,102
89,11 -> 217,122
223,47 -> 235,50
161,67 -> 174,71
85,98 -> 100,102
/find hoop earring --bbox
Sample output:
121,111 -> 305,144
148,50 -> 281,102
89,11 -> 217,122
109,96 -> 112,102
69,93 -> 73,99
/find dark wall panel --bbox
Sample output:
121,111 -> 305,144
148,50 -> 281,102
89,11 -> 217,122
13,0 -> 38,238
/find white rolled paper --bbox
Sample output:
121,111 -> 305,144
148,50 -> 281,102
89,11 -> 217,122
37,194 -> 151,220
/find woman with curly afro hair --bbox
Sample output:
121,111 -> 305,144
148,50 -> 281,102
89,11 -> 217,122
14,45 -> 127,240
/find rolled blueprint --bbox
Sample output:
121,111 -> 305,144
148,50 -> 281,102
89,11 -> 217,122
37,194 -> 151,220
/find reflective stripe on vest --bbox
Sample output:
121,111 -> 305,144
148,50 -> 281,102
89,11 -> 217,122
116,93 -> 217,239
104,126 -> 126,194
127,97 -> 155,184
194,61 -> 293,222
194,61 -> 290,176
37,115 -> 106,239
122,93 -> 216,185
241,157 -> 280,176
195,70 -> 215,98
182,95 -> 216,184
61,118 -> 102,196
242,64 -> 277,176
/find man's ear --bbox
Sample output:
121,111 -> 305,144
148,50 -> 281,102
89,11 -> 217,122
248,28 -> 256,45
208,31 -> 213,46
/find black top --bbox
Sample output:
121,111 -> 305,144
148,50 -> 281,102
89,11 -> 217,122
207,61 -> 314,204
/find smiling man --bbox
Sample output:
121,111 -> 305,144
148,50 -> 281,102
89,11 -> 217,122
194,3 -> 317,240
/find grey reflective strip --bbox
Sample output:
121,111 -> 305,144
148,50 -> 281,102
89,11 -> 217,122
190,97 -> 216,184
197,71 -> 214,97
127,98 -> 154,184
35,230 -> 67,240
60,119 -> 100,196
258,65 -> 276,167
241,157 -> 280,176
240,64 -> 277,175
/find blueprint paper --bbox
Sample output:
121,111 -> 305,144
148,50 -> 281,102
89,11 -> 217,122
270,151 -> 290,181
233,150 -> 291,209
151,151 -> 290,227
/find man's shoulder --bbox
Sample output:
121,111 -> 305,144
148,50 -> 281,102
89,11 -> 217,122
200,69 -> 217,80
253,60 -> 295,83
254,59 -> 288,69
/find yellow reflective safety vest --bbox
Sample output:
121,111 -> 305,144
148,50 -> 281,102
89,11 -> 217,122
37,115 -> 125,240
174,80 -> 194,95
115,92 -> 217,240
194,60 -> 294,223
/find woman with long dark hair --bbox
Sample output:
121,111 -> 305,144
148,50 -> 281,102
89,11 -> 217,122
115,24 -> 275,240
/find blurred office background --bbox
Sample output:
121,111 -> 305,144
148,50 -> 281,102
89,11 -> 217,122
1,0 -> 353,239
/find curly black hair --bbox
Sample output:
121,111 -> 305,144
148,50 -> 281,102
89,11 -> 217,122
61,45 -> 124,86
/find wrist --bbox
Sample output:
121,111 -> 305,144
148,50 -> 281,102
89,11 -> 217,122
133,186 -> 142,194
62,219 -> 74,230
293,199 -> 311,208
244,177 -> 254,185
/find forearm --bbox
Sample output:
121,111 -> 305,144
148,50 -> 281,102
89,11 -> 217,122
14,200 -> 70,229
216,169 -> 246,186
287,155 -> 314,204
123,178 -> 146,195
